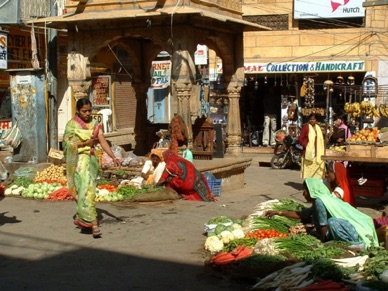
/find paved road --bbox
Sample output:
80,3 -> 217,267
0,163 -> 386,291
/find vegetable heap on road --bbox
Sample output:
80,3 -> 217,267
202,198 -> 388,290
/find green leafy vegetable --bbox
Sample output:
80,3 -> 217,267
222,237 -> 258,252
207,216 -> 233,225
272,198 -> 306,212
116,184 -> 163,199
274,234 -> 346,260
251,217 -> 290,234
10,177 -> 34,188
236,254 -> 287,267
360,245 -> 388,280
307,258 -> 345,281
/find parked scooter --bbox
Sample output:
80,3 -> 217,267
271,135 -> 302,169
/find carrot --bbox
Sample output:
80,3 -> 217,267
47,187 -> 73,201
231,245 -> 245,256
211,252 -> 235,265
234,247 -> 253,260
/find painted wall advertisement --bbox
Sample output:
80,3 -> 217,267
0,31 -> 7,70
294,0 -> 365,19
151,60 -> 171,89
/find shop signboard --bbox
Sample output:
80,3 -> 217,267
90,75 -> 111,107
150,60 -> 171,89
244,60 -> 365,74
194,45 -> 208,65
294,0 -> 365,19
0,119 -> 11,147
0,31 -> 7,69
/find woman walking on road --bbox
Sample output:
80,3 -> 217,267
63,98 -> 121,238
299,113 -> 325,179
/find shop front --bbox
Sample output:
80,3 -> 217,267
0,27 -> 46,148
242,60 -> 368,143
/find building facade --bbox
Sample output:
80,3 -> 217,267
240,0 -> 388,139
33,0 -> 268,156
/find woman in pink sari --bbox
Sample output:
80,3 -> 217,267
155,150 -> 215,201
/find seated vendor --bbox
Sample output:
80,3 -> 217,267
329,114 -> 351,145
129,149 -> 165,187
141,149 -> 166,184
266,178 -> 378,247
325,161 -> 356,207
154,150 -> 216,202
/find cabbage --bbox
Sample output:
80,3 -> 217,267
214,224 -> 227,235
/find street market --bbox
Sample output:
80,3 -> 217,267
0,159 -> 387,291
1,1 -> 388,290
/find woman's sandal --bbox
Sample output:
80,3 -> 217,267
92,225 -> 102,238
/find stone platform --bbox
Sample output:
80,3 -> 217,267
194,158 -> 252,192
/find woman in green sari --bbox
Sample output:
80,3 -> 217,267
63,98 -> 121,238
266,178 -> 378,248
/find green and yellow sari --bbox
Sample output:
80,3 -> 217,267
63,116 -> 101,227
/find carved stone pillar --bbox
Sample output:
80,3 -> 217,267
67,51 -> 91,100
174,80 -> 193,146
132,83 -> 149,155
225,83 -> 242,157
172,50 -> 195,147
69,80 -> 92,100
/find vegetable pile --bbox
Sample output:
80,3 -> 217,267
95,184 -> 164,202
202,198 -> 388,290
34,165 -> 67,185
2,164 -> 166,203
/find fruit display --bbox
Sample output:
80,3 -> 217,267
328,145 -> 346,152
344,102 -> 361,118
379,104 -> 388,118
347,127 -> 380,143
344,101 -> 381,119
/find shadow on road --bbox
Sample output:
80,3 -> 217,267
0,211 -> 22,226
0,232 -> 250,291
284,181 -> 303,191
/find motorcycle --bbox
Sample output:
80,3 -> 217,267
270,135 -> 303,169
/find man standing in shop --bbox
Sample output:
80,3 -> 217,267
262,86 -> 279,147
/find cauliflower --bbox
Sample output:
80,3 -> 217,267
204,236 -> 224,253
231,228 -> 245,239
219,230 -> 235,244
231,223 -> 243,230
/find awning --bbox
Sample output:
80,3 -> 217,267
29,6 -> 271,32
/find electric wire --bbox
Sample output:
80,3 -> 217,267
107,43 -> 133,79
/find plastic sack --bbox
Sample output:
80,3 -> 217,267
0,161 -> 8,180
122,152 -> 138,167
1,121 -> 22,148
14,167 -> 37,179
101,145 -> 123,168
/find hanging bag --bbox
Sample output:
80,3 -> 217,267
1,121 -> 23,148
